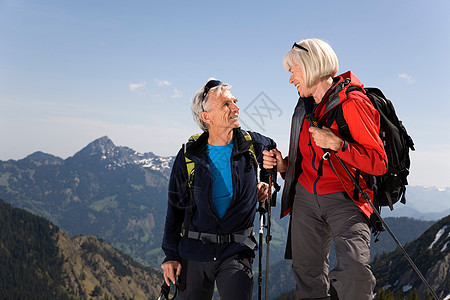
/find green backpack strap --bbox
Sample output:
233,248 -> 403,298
181,132 -> 202,237
184,133 -> 202,186
241,129 -> 258,167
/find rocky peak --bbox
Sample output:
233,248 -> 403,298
70,136 -> 174,175
74,136 -> 116,158
23,151 -> 64,166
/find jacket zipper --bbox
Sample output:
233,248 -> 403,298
203,160 -> 219,261
214,156 -> 238,260
308,122 -> 321,194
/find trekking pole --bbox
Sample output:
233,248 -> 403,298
257,201 -> 266,300
264,146 -> 281,300
157,280 -> 177,300
326,153 -> 439,300
264,173 -> 273,300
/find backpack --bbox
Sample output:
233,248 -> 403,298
330,86 -> 415,211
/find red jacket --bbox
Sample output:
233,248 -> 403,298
281,71 -> 388,220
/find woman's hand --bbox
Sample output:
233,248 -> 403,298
263,148 -> 287,173
309,127 -> 343,152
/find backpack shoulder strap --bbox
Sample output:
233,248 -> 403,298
326,85 -> 368,143
326,103 -> 355,144
181,133 -> 202,237
184,133 -> 202,186
240,129 -> 258,166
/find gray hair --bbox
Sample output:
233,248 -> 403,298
191,78 -> 231,131
283,38 -> 339,88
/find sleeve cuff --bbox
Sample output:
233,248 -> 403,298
340,140 -> 349,152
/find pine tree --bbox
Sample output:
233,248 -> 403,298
424,291 -> 434,300
406,288 -> 419,300
375,289 -> 396,300
395,290 -> 405,299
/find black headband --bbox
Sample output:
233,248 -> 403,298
202,79 -> 222,99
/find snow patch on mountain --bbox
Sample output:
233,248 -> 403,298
429,225 -> 448,249
135,156 -> 173,175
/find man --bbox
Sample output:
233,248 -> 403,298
161,78 -> 275,300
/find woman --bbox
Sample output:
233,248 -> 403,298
263,39 -> 387,299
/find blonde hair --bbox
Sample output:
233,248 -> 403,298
283,38 -> 339,88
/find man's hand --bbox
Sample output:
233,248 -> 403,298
309,127 -> 343,152
262,148 -> 287,173
257,182 -> 269,202
161,260 -> 182,286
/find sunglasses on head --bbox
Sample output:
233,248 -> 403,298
292,43 -> 309,52
202,80 -> 222,99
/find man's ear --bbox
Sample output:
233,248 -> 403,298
200,111 -> 210,125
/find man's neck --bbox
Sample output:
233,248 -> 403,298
207,128 -> 234,146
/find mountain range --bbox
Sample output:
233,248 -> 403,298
0,136 -> 173,266
382,185 -> 450,221
1,136 -> 449,299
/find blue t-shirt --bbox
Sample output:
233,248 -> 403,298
207,141 -> 234,219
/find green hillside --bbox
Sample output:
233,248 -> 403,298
0,199 -> 163,299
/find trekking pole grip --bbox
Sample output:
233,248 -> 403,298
266,144 -> 277,175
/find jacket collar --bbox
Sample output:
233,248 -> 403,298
317,71 -> 365,119
186,128 -> 250,158
323,77 -> 348,115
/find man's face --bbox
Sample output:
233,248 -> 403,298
202,89 -> 240,130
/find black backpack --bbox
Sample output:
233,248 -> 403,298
330,86 -> 415,211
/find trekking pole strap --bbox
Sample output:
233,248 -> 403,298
182,227 -> 256,250
157,281 -> 177,300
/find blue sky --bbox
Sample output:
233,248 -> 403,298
1,0 -> 449,187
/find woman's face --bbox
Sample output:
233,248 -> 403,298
288,64 -> 310,97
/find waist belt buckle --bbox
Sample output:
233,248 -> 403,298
218,234 -> 232,244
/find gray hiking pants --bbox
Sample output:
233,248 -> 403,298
291,183 -> 375,300
177,253 -> 253,300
